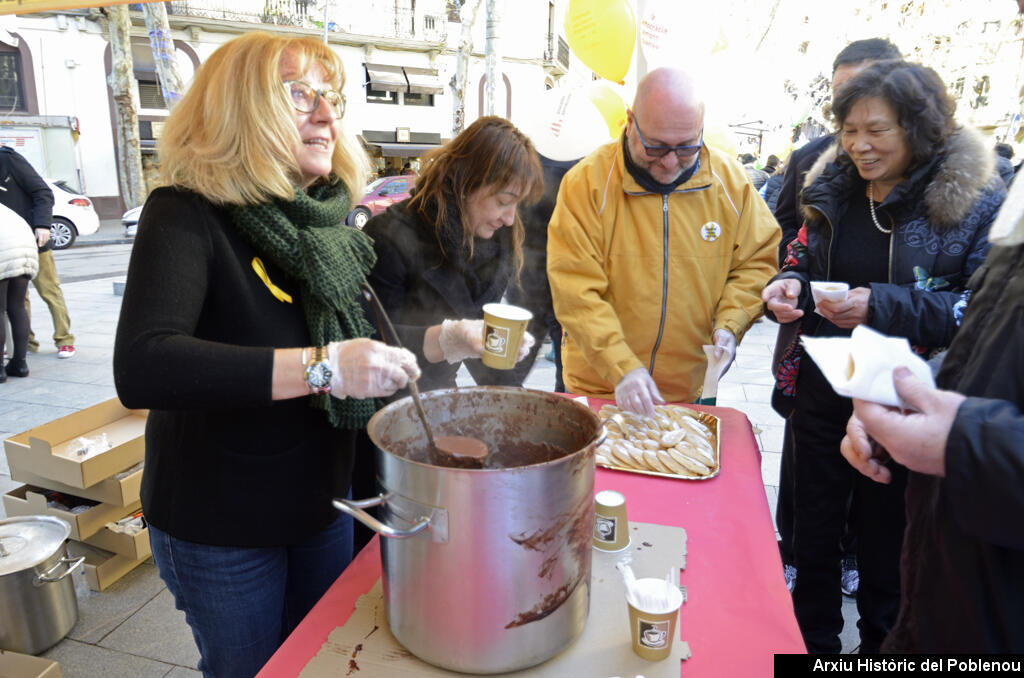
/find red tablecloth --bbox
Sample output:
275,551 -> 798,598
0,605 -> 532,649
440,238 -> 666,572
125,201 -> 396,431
259,402 -> 805,677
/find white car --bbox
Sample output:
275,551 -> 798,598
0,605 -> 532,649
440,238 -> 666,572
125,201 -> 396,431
47,179 -> 100,250
122,205 -> 141,238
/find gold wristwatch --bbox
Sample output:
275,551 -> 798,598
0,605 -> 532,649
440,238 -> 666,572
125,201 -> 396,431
304,346 -> 332,396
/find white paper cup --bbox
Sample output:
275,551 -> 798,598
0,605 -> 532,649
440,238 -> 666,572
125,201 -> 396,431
810,281 -> 849,304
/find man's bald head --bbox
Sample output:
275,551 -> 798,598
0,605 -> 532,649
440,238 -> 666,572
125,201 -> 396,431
633,68 -> 705,122
626,68 -> 706,183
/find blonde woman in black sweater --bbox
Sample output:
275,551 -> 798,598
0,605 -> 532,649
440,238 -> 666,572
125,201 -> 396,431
113,33 -> 418,678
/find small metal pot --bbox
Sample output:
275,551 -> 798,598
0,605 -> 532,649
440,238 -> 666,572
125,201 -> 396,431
336,387 -> 603,674
0,515 -> 84,654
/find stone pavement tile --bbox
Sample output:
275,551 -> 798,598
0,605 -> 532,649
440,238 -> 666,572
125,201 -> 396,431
99,589 -> 201,669
765,485 -> 779,535
165,667 -> 202,678
742,383 -> 773,404
43,638 -> 175,678
720,366 -> 775,386
1,402 -> 78,432
840,597 -> 861,653
2,382 -> 117,410
69,562 -> 166,644
716,381 -> 746,403
761,451 -> 781,487
759,423 -> 785,453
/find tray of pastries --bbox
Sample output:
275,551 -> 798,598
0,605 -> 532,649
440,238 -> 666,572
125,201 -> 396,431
595,404 -> 720,480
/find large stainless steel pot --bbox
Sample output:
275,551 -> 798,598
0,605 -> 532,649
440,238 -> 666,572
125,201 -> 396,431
0,515 -> 84,654
336,387 -> 603,674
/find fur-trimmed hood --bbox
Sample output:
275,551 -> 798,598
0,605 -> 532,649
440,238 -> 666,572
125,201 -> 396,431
801,125 -> 996,229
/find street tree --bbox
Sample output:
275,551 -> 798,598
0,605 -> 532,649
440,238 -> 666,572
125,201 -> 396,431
141,2 -> 184,110
106,4 -> 146,210
449,0 -> 483,136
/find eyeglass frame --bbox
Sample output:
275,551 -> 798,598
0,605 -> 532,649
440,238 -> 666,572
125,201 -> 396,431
283,80 -> 346,118
629,111 -> 703,159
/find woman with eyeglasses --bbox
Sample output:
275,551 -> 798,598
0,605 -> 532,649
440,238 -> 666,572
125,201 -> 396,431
113,33 -> 419,677
761,60 -> 1005,654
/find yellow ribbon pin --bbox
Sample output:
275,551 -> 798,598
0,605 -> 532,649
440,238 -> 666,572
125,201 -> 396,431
251,257 -> 293,303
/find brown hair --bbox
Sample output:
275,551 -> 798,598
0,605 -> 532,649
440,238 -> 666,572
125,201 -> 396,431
158,31 -> 368,205
407,116 -> 543,274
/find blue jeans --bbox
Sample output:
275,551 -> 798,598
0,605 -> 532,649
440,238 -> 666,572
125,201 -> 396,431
148,512 -> 353,678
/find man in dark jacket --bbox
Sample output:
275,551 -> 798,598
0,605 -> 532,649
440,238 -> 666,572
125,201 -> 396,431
0,146 -> 76,359
841,177 -> 1024,650
771,37 -> 902,599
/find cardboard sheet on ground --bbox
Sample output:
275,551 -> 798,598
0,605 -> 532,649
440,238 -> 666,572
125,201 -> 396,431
800,325 -> 934,409
299,522 -> 690,678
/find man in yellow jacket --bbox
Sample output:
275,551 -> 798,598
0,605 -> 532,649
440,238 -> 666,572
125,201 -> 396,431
548,68 -> 780,416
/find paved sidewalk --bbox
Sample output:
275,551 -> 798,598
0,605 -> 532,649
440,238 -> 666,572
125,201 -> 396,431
0,268 -> 859,675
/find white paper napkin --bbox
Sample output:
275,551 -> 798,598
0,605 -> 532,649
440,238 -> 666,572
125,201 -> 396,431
701,344 -> 731,400
800,325 -> 935,409
810,281 -> 849,317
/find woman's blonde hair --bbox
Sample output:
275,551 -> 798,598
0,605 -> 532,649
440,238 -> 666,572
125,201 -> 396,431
158,32 -> 369,205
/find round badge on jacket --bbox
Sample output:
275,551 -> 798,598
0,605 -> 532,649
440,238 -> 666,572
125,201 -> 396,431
700,222 -> 722,242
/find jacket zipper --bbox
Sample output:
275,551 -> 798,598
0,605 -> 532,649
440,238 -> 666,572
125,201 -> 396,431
649,195 -> 670,374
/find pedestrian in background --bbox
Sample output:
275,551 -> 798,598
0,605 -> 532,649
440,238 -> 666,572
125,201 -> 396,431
0,203 -> 38,382
0,145 -> 76,359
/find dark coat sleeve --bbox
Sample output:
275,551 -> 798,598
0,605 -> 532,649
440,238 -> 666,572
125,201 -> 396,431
113,190 -> 274,409
773,150 -> 806,266
4,149 -> 54,229
867,182 -> 1003,347
945,397 -> 1024,549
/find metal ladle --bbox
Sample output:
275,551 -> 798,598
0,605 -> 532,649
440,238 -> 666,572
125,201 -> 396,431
361,282 -> 489,468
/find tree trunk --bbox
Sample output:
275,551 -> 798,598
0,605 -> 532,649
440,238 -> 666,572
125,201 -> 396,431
142,2 -> 184,110
107,5 -> 147,209
483,0 -> 502,117
449,0 -> 483,136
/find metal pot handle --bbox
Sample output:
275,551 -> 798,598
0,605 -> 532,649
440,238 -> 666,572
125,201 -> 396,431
36,555 -> 86,585
333,495 -> 431,539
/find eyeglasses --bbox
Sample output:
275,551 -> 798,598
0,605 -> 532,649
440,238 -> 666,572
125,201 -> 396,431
283,80 -> 346,118
631,114 -> 703,159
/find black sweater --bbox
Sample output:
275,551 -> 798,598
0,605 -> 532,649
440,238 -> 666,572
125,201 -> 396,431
113,187 -> 355,547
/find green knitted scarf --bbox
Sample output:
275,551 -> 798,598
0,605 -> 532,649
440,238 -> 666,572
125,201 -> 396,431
228,180 -> 378,429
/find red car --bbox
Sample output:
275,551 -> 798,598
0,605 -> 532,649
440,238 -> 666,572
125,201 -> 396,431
346,175 -> 416,228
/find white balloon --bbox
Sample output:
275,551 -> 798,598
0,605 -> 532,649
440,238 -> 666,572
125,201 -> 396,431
519,88 -> 614,162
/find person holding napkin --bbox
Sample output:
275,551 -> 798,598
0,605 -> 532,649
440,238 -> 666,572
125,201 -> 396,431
761,60 -> 1004,654
113,33 -> 418,677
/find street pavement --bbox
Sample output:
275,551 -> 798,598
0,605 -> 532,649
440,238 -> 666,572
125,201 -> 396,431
0,221 -> 859,676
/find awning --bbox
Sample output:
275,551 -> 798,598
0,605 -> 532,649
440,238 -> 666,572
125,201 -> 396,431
370,142 -> 439,157
404,66 -> 444,95
365,63 -> 407,92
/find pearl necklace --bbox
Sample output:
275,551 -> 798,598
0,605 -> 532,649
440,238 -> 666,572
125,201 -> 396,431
867,181 -> 893,235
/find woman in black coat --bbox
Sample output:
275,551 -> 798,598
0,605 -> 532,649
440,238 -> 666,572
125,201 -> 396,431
761,60 -> 1005,655
363,116 -> 544,390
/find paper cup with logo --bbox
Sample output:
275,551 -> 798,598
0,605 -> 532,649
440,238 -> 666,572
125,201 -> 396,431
627,578 -> 684,661
482,303 -> 533,370
593,489 -> 630,551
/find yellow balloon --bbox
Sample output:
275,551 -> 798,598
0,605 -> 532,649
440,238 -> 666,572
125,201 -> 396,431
703,122 -> 741,158
587,84 -> 628,139
565,0 -> 636,84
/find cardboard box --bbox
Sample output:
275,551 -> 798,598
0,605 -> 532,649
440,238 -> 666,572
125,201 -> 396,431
83,524 -> 150,561
8,464 -> 142,508
66,540 -> 149,592
0,650 -> 61,678
3,399 -> 146,490
2,485 -> 140,541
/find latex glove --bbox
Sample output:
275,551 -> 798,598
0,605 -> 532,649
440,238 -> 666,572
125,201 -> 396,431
711,328 -> 737,378
34,227 -> 50,248
615,367 -> 665,418
327,338 -> 421,399
438,319 -> 485,364
516,331 -> 536,363
762,278 -> 803,323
